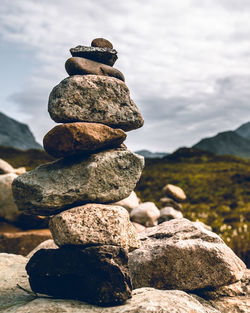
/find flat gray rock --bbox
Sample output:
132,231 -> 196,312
49,204 -> 140,252
129,218 -> 246,291
70,45 -> 118,66
12,149 -> 144,216
48,75 -> 144,131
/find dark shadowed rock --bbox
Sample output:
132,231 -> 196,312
49,204 -> 140,252
129,218 -> 246,290
12,149 -> 144,215
0,112 -> 42,150
26,245 -> 132,306
91,38 -> 113,49
65,57 -> 125,81
43,122 -> 126,158
48,75 -> 144,131
70,45 -> 118,66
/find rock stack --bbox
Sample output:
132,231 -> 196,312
12,38 -> 145,306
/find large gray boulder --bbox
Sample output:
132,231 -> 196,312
49,204 -> 140,252
12,149 -> 144,216
0,252 -> 220,312
0,173 -> 19,222
129,218 -> 246,291
48,75 -> 144,131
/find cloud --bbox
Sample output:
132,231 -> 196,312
0,0 -> 250,152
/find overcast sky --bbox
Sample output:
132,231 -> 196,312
0,0 -> 250,153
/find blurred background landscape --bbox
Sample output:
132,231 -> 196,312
0,0 -> 250,267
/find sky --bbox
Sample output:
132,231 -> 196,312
0,0 -> 250,153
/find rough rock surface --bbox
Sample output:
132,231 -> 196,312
160,196 -> 183,210
130,202 -> 160,227
0,158 -> 15,174
65,57 -> 125,81
91,38 -> 113,49
48,75 -> 144,131
12,149 -> 144,215
0,229 -> 52,256
129,218 -> 246,290
49,204 -> 140,252
70,45 -> 118,66
43,122 -> 126,158
26,245 -> 132,306
158,206 -> 183,223
111,191 -> 140,213
5,252 -> 250,313
163,184 -> 187,202
27,239 -> 58,258
0,173 -> 19,221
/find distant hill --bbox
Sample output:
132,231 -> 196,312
235,121 -> 250,139
135,149 -> 169,158
0,112 -> 42,150
193,130 -> 250,159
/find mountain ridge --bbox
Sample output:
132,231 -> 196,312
0,112 -> 42,150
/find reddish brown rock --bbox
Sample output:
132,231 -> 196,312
91,38 -> 113,49
43,122 -> 127,158
65,57 -> 125,81
0,229 -> 52,256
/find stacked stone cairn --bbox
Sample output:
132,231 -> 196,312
12,38 -> 145,306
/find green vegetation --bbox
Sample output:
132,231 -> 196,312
0,146 -> 55,171
135,148 -> 250,267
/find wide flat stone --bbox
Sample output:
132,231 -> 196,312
49,204 -> 140,252
70,45 -> 118,66
12,149 -> 144,216
129,218 -> 246,291
48,75 -> 144,131
26,245 -> 132,306
43,122 -> 126,158
65,57 -> 125,81
4,252 -> 246,313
